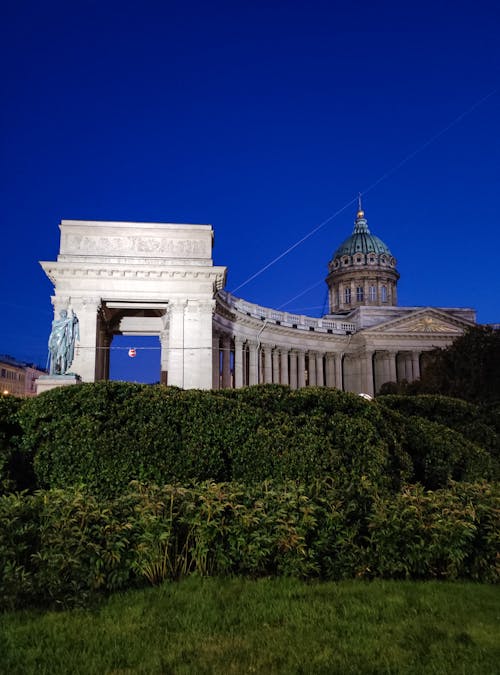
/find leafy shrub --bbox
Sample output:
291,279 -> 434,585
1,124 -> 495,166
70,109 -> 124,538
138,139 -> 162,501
378,395 -> 498,485
0,395 -> 35,494
17,383 -> 494,497
1,479 -> 498,610
0,490 -> 40,609
368,482 -> 499,581
378,394 -> 500,458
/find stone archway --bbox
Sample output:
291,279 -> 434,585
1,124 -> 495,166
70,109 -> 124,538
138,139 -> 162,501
40,220 -> 226,389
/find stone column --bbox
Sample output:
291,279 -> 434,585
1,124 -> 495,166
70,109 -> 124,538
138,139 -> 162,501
263,344 -> 273,384
388,351 -> 397,384
289,350 -> 298,389
248,341 -> 258,385
272,348 -> 280,384
102,332 -> 112,380
221,335 -> 232,388
166,299 -> 187,388
325,353 -> 335,387
316,352 -> 324,386
95,318 -> 109,381
212,334 -> 220,389
280,348 -> 289,385
160,314 -> 170,386
234,336 -> 244,389
412,351 -> 421,382
69,296 -> 101,382
308,352 -> 317,386
297,350 -> 306,388
183,299 -> 215,390
335,353 -> 343,390
361,351 -> 374,397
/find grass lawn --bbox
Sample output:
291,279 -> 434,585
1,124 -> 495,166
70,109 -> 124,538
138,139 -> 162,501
1,577 -> 499,674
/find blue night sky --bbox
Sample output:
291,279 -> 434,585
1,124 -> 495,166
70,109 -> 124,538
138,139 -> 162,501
1,0 -> 499,382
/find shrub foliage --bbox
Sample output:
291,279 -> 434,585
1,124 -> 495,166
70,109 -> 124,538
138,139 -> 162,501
1,480 -> 498,610
14,383 -> 497,495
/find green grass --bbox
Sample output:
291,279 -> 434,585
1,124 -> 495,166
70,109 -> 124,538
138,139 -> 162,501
1,578 -> 499,674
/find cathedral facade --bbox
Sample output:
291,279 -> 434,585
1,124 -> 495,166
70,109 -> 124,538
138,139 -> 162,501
213,204 -> 475,395
38,207 -> 476,395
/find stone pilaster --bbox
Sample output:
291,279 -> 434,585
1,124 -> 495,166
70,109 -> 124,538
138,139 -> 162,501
166,299 -> 187,388
69,296 -> 101,382
183,298 -> 215,390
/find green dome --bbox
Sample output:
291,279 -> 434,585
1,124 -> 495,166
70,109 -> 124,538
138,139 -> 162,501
333,211 -> 393,258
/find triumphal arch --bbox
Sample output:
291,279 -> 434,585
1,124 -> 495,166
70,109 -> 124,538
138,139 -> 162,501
40,220 -> 226,389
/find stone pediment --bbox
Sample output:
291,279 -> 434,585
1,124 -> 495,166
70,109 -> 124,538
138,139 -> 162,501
361,308 -> 473,335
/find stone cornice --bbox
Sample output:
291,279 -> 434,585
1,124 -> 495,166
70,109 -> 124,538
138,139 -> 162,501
40,261 -> 226,285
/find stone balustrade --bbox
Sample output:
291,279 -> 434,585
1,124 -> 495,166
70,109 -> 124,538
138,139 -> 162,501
218,290 -> 356,335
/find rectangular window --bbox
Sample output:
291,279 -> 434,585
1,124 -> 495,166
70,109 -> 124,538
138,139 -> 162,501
344,288 -> 351,304
369,286 -> 376,301
381,286 -> 388,302
356,287 -> 364,302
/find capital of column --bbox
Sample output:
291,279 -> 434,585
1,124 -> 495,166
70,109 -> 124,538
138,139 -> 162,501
71,296 -> 102,312
168,299 -> 188,313
185,298 -> 216,314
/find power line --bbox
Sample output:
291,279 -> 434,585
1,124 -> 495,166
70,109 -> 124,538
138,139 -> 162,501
230,87 -> 497,296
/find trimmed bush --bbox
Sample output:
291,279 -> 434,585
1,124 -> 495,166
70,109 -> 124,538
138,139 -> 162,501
16,383 -> 496,496
0,394 -> 35,494
378,394 -> 500,457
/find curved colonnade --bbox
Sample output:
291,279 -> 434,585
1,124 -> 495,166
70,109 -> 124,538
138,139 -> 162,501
212,290 -> 427,396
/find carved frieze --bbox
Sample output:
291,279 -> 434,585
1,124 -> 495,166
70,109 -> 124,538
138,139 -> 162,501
63,234 -> 210,259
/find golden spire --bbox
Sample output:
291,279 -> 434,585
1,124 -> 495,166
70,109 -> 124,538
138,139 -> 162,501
357,192 -> 364,219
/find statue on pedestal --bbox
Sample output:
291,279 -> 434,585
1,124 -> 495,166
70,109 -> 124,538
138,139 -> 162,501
48,310 -> 80,375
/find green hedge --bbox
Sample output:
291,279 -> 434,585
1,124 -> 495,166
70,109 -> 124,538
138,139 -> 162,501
14,383 -> 496,496
378,394 -> 500,457
0,395 -> 35,494
1,480 -> 498,610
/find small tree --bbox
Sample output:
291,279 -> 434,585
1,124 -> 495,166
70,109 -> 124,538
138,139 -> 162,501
419,326 -> 500,404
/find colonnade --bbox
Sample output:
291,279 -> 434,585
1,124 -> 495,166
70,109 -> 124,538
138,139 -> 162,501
212,335 -> 344,390
213,334 -> 424,395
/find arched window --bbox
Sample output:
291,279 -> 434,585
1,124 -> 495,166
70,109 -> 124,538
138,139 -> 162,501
381,285 -> 387,302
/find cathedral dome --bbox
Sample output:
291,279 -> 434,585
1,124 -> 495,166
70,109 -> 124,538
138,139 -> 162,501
325,199 -> 399,313
333,209 -> 393,258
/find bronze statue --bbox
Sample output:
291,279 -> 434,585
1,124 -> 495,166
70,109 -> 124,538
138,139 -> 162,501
48,310 -> 80,375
